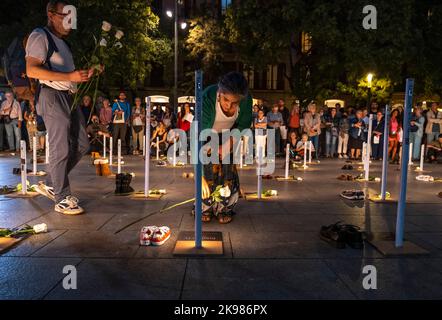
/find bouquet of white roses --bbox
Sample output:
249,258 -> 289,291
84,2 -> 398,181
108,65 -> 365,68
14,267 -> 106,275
71,21 -> 125,122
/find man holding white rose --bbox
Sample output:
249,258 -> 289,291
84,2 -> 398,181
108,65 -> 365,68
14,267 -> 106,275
26,0 -> 99,215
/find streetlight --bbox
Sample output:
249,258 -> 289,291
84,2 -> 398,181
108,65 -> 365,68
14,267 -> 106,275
367,73 -> 374,88
180,22 -> 187,30
166,10 -> 173,18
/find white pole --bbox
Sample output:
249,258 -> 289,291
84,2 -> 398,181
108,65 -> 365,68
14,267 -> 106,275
408,143 -> 413,165
303,142 -> 307,168
20,140 -> 27,195
367,114 -> 373,160
117,139 -> 121,174
419,144 -> 424,171
109,137 -> 113,166
32,136 -> 37,175
240,140 -> 244,168
363,142 -> 369,181
257,146 -> 263,199
103,135 -> 106,159
285,143 -> 290,179
308,141 -> 312,164
173,138 -> 177,167
45,133 -> 49,164
142,135 -> 146,157
144,97 -> 151,197
156,136 -> 159,160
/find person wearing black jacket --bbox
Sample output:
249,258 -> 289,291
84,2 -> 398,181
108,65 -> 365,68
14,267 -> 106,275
371,111 -> 385,160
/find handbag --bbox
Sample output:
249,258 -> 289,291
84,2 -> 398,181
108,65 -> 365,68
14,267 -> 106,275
2,101 -> 14,124
113,101 -> 125,124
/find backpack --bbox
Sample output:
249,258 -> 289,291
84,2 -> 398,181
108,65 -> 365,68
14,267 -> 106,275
2,27 -> 66,103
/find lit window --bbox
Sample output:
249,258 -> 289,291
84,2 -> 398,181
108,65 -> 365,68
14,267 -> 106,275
301,32 -> 312,53
266,65 -> 278,90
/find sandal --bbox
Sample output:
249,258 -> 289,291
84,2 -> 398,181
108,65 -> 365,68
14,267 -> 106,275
202,214 -> 212,222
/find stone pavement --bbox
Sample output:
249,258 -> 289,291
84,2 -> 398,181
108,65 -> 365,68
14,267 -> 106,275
0,151 -> 441,300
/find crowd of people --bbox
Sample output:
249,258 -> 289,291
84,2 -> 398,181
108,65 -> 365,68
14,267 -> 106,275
1,89 -> 441,166
252,99 -> 442,164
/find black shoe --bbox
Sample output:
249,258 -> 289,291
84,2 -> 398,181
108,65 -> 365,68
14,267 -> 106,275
115,173 -> 125,194
341,224 -> 364,249
320,222 -> 347,249
121,173 -> 134,194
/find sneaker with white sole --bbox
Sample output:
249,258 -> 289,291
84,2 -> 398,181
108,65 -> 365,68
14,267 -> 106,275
340,190 -> 365,200
151,226 -> 171,246
35,182 -> 55,202
55,197 -> 84,215
140,226 -> 158,246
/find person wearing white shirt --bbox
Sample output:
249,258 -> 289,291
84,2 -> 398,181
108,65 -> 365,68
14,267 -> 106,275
0,92 -> 22,152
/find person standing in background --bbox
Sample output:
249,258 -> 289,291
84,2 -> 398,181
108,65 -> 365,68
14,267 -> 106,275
425,102 -> 441,144
303,102 -> 321,160
267,104 -> 283,156
278,98 -> 289,152
0,91 -> 22,152
409,105 -> 425,161
112,91 -> 131,155
371,111 -> 385,160
288,102 -> 301,138
131,97 -> 145,155
99,98 -> 113,131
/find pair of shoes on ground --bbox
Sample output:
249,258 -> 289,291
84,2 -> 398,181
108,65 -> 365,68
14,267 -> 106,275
192,208 -> 234,224
338,174 -> 354,181
35,182 -> 84,215
340,189 -> 365,200
115,173 -> 135,195
341,164 -> 354,170
320,222 -> 364,249
140,226 -> 171,246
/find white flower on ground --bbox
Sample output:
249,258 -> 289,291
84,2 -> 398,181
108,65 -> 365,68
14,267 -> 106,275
270,190 -> 278,196
159,189 -> 166,194
114,41 -> 123,49
115,30 -> 124,40
219,185 -> 231,198
102,21 -> 112,32
99,38 -> 107,47
33,223 -> 48,234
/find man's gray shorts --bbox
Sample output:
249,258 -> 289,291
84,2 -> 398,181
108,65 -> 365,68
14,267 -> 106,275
36,86 -> 89,203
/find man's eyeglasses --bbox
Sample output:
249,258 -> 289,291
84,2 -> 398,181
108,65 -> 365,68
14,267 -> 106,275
49,10 -> 69,17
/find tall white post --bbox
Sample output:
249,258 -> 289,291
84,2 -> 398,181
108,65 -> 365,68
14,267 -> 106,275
303,142 -> 307,168
142,135 -> 146,157
144,97 -> 151,197
20,140 -> 27,195
103,135 -> 106,159
408,143 -> 413,165
419,144 -> 425,171
367,114 -> 373,160
308,141 -> 312,164
109,137 -> 113,166
32,136 -> 37,175
173,138 -> 177,167
285,143 -> 290,179
363,142 -> 369,181
117,139 -> 121,174
156,136 -> 160,160
257,146 -> 263,199
240,140 -> 244,168
45,133 -> 49,164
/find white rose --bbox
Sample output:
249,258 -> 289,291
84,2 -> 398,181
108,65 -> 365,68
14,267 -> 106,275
102,21 -> 112,32
33,223 -> 48,234
374,177 -> 381,182
159,189 -> 166,194
296,177 -> 303,181
270,190 -> 278,196
114,41 -> 123,49
115,30 -> 124,40
99,38 -> 107,47
219,186 -> 231,198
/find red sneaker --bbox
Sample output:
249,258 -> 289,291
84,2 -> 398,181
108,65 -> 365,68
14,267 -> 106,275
151,226 -> 171,246
139,226 -> 157,246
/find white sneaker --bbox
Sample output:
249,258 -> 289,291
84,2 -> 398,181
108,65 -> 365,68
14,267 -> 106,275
343,155 -> 349,159
338,154 -> 343,159
35,182 -> 55,202
55,197 -> 84,215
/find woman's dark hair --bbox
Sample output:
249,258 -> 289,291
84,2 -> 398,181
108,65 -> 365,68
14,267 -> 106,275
218,72 -> 249,97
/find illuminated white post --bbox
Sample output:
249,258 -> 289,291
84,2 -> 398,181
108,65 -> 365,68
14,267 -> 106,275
363,142 -> 369,181
32,136 -> 37,175
103,135 -> 106,159
240,140 -> 244,168
109,137 -> 113,166
20,140 -> 27,195
303,142 -> 307,168
285,143 -> 290,179
257,146 -> 263,199
308,141 -> 312,164
408,143 -> 413,165
173,138 -> 177,167
156,136 -> 160,160
142,135 -> 146,157
117,139 -> 121,174
45,133 -> 49,164
418,144 -> 425,171
144,97 -> 151,197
